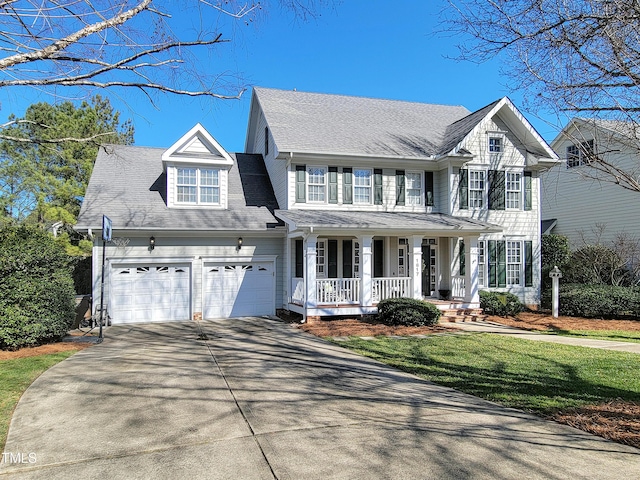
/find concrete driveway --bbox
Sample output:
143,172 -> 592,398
1,317 -> 638,479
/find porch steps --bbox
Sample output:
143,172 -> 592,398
439,308 -> 487,323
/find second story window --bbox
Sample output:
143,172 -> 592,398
506,172 -> 521,209
406,172 -> 422,205
353,169 -> 372,204
469,171 -> 484,208
566,139 -> 594,168
307,167 -> 326,202
177,167 -> 220,204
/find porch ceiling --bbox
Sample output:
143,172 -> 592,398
275,210 -> 502,236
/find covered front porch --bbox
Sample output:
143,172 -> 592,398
276,210 -> 502,319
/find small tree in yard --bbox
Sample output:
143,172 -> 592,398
0,225 -> 75,350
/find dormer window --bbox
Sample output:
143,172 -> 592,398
177,167 -> 220,204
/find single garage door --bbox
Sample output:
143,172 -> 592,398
110,264 -> 191,324
203,262 -> 275,318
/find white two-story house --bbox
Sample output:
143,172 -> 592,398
76,87 -> 558,324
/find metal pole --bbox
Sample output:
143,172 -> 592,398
97,238 -> 106,342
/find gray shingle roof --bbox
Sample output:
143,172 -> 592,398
276,210 -> 502,234
76,145 -> 280,231
254,87 -> 473,158
439,100 -> 500,156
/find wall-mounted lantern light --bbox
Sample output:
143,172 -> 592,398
237,237 -> 243,250
149,236 -> 156,251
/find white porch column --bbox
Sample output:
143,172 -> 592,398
305,234 -> 318,308
359,235 -> 373,307
285,237 -> 291,304
410,235 -> 423,299
464,235 -> 479,304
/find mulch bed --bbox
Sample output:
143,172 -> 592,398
487,311 -> 640,332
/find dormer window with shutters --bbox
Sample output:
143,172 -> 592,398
162,124 -> 234,209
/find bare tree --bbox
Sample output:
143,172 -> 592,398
444,0 -> 640,191
0,1 -> 327,143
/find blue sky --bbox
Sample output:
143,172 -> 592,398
0,1 -> 560,152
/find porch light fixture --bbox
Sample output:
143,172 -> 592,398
237,237 -> 243,250
149,236 -> 155,251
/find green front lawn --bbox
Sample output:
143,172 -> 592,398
545,329 -> 640,343
335,334 -> 640,412
0,351 -> 79,450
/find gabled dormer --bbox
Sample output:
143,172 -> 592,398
162,124 -> 234,209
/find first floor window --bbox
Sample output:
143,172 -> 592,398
308,167 -> 326,202
353,169 -> 372,204
478,241 -> 486,287
354,241 -> 360,276
316,241 -> 326,277
506,241 -> 521,285
177,167 -> 220,204
480,239 -> 533,288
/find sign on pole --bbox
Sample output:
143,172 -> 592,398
102,215 -> 112,242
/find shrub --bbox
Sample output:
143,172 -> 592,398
0,225 -> 76,350
377,297 -> 441,327
479,290 -> 525,316
541,283 -> 640,319
564,244 -> 633,286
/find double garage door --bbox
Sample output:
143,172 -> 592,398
109,261 -> 275,324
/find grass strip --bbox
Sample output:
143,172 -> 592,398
544,330 -> 640,343
335,334 -> 640,412
0,351 -> 78,450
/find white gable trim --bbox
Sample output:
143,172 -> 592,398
447,97 -> 558,162
162,123 -> 234,166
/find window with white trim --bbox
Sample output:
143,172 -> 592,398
489,137 -> 502,153
566,139 -> 594,168
506,172 -> 521,209
176,167 -> 220,204
469,170 -> 484,208
354,241 -> 360,276
353,169 -> 372,204
478,240 -> 485,287
406,172 -> 422,206
506,241 -> 521,285
308,167 -> 326,203
316,241 -> 326,277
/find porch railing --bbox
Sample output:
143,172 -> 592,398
372,277 -> 411,303
451,276 -> 466,299
316,278 -> 361,304
291,278 -> 304,305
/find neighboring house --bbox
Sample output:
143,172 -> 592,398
75,88 -> 558,324
542,118 -> 640,247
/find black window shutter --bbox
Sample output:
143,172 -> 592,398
497,240 -> 507,287
328,240 -> 338,278
525,240 -> 533,287
524,171 -> 532,211
374,168 -> 383,205
459,240 -> 465,276
425,171 -> 434,206
343,168 -> 353,204
328,167 -> 338,204
396,170 -> 405,206
488,240 -> 497,287
488,170 -> 505,210
295,239 -> 303,278
459,169 -> 468,210
342,240 -> 353,278
295,165 -> 306,203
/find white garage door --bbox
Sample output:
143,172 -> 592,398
203,262 -> 275,319
110,264 -> 191,324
